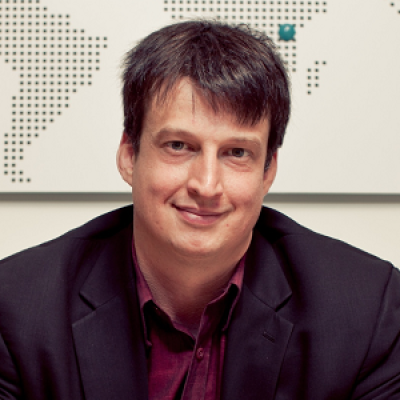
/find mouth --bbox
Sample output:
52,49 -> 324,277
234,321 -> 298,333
173,205 -> 226,225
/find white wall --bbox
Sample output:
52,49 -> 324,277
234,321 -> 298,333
2,0 -> 399,194
1,194 -> 399,267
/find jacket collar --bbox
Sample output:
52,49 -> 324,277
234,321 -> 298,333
72,222 -> 148,400
222,229 -> 293,400
244,230 -> 292,310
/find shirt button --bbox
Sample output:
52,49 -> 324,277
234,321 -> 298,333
196,347 -> 204,360
153,306 -> 162,316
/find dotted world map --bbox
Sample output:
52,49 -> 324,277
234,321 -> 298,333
1,0 -> 399,185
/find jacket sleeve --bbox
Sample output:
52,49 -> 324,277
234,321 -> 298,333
0,330 -> 22,399
352,267 -> 400,399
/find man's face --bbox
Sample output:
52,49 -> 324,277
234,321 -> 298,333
118,79 -> 277,262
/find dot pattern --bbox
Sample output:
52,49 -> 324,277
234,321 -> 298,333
306,60 -> 326,95
0,0 -> 107,184
163,0 -> 328,74
389,1 -> 400,13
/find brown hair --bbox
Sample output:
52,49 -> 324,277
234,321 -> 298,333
122,20 -> 291,167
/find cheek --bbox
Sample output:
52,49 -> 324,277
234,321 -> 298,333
226,174 -> 266,207
136,163 -> 189,202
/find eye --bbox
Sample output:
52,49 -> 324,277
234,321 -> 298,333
227,148 -> 249,158
167,141 -> 187,151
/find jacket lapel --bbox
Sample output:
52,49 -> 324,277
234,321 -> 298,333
72,226 -> 148,400
222,230 -> 293,400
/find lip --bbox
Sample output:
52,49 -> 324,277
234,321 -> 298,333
173,205 -> 226,226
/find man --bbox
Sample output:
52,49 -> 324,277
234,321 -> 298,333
0,20 -> 399,400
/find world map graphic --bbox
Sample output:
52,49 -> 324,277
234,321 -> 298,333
0,0 -> 107,184
1,0 -> 399,187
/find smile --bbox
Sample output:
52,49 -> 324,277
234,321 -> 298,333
173,205 -> 226,226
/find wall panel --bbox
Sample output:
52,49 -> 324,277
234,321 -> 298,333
1,0 -> 399,193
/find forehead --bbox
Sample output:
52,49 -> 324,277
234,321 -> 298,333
145,79 -> 270,136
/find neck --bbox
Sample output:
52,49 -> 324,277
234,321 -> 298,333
134,236 -> 246,329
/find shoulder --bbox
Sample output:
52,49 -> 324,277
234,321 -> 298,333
1,205 -> 133,260
248,208 -> 400,398
63,204 -> 134,241
0,205 -> 134,294
254,206 -> 397,307
256,206 -> 393,271
251,206 -> 400,339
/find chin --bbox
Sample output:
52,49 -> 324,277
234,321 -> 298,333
171,238 -> 222,258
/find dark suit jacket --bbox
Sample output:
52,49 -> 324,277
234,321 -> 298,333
0,205 -> 399,399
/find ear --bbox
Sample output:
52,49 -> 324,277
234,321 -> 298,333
116,132 -> 135,187
263,151 -> 278,196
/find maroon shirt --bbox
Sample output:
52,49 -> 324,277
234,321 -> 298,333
133,246 -> 245,400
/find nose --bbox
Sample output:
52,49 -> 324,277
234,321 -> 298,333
187,151 -> 223,198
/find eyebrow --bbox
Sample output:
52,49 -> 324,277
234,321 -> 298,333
153,128 -> 263,147
153,128 -> 192,140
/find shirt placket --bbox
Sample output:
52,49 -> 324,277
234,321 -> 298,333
183,337 -> 212,400
180,296 -> 226,400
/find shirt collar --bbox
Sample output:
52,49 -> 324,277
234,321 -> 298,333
132,239 -> 246,342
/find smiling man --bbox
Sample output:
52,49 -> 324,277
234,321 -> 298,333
117,78 -> 275,333
1,20 -> 400,400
